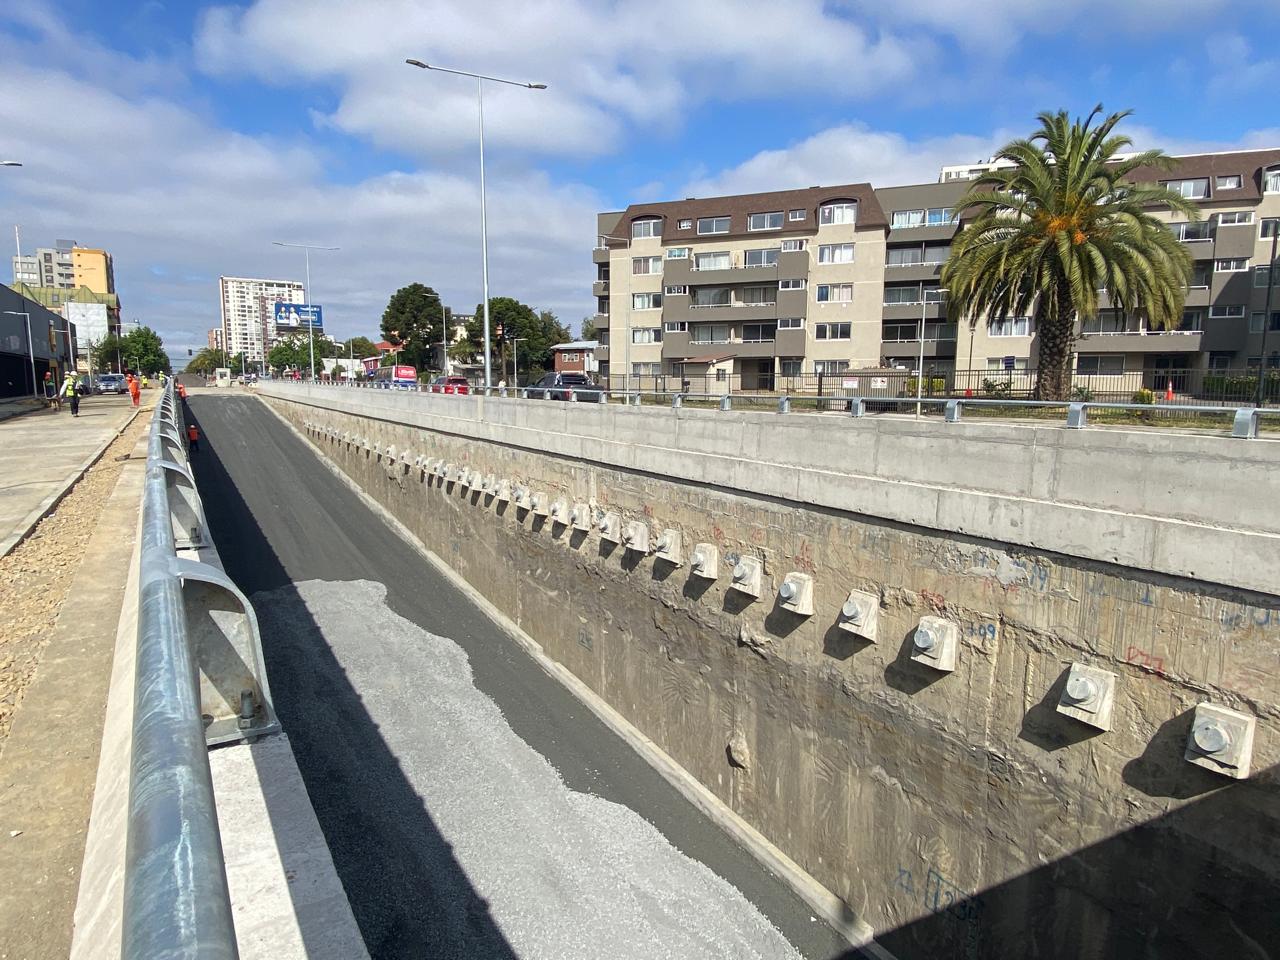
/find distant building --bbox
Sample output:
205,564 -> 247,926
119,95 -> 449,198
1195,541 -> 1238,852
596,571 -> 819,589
218,276 -> 304,363
10,282 -> 121,326
71,247 -> 115,295
550,341 -> 599,374
0,283 -> 78,397
12,240 -> 76,290
208,328 -> 224,351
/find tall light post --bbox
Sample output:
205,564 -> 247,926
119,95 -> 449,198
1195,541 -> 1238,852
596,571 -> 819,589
916,287 -> 948,418
2,310 -> 37,398
510,336 -> 526,387
273,240 -> 339,381
405,59 -> 547,390
0,160 -> 20,167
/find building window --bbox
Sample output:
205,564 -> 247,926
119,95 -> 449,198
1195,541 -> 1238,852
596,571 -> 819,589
778,317 -> 804,329
691,287 -> 731,307
665,285 -> 688,296
1256,266 -> 1273,288
814,322 -> 851,340
744,248 -> 780,268
663,321 -> 688,332
988,316 -> 1031,337
1262,218 -> 1280,239
887,246 -> 924,266
818,243 -> 855,264
814,360 -> 850,375
780,358 -> 803,376
778,279 -> 806,290
1215,258 -> 1249,272
1210,304 -> 1245,318
884,284 -> 923,305
1164,178 -> 1210,199
1169,221 -> 1214,242
986,357 -> 1030,371
697,216 -> 731,235
1179,309 -> 1204,331
780,239 -> 808,252
1216,175 -> 1243,190
690,323 -> 731,343
924,242 -> 951,264
632,256 -> 662,275
632,218 -> 662,239
1217,211 -> 1253,226
1250,311 -> 1280,332
631,362 -> 661,376
1190,263 -> 1212,287
924,287 -> 947,303
694,251 -> 731,271
816,283 -> 853,303
1209,352 -> 1234,370
891,209 -> 925,228
740,286 -> 775,305
678,219 -> 692,230
742,322 -> 777,342
818,201 -> 857,225
1076,354 -> 1125,375
1265,166 -> 1280,193
666,247 -> 691,259
927,207 -> 953,225
632,327 -> 662,344
632,293 -> 663,310
788,209 -> 805,221
561,353 -> 580,363
747,211 -> 783,231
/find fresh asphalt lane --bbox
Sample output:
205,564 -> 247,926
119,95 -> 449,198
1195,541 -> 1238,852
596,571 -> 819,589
187,392 -> 861,960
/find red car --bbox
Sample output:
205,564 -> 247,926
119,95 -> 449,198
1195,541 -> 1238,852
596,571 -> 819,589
429,375 -> 471,395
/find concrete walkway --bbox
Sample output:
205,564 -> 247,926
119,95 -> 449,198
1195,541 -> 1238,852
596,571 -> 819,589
0,394 -> 147,557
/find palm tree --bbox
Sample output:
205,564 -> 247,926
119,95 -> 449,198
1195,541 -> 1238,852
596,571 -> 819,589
942,106 -> 1199,400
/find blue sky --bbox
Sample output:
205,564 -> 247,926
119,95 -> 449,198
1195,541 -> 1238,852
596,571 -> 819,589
1,1 -> 1278,355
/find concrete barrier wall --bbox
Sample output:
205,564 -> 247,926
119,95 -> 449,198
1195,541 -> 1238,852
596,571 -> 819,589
261,384 -> 1280,960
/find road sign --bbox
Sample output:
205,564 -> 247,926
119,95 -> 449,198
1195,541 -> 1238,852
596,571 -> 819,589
274,303 -> 323,331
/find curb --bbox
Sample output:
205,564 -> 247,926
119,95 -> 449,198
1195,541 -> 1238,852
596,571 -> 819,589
0,406 -> 146,559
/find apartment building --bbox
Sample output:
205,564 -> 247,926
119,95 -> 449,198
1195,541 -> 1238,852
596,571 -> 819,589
593,147 -> 1280,391
71,247 -> 115,295
218,276 -> 304,362
12,240 -> 77,290
208,327 -> 224,351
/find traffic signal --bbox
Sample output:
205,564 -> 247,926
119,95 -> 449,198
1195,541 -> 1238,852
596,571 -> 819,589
495,324 -> 503,338
188,348 -> 193,356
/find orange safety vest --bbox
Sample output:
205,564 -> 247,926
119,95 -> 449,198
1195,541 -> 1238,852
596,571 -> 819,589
187,425 -> 199,441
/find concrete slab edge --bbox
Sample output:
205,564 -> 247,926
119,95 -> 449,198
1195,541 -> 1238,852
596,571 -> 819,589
260,396 -> 896,959
0,407 -> 143,559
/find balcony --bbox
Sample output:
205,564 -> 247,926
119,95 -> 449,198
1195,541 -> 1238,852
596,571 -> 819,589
592,280 -> 610,297
663,298 -> 779,323
663,258 -> 779,286
1076,330 -> 1204,353
882,301 -> 949,322
883,261 -> 945,283
592,246 -> 610,264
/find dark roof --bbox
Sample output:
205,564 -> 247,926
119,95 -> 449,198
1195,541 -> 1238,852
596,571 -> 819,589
1125,148 -> 1280,202
606,183 -> 887,242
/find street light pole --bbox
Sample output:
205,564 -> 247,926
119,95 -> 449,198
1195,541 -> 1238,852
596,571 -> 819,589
1255,228 -> 1278,405
2,310 -> 37,398
273,240 -> 339,381
916,287 -> 948,418
405,59 -> 547,391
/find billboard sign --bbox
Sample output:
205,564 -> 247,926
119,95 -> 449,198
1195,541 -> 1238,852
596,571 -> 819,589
64,301 -> 110,344
273,302 -> 323,331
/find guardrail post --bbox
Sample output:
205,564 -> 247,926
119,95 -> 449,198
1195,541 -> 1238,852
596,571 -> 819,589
672,393 -> 683,409
156,461 -> 206,549
849,397 -> 865,418
777,395 -> 790,414
1067,402 -> 1089,429
499,385 -> 508,398
569,389 -> 578,402
630,392 -> 642,407
718,395 -> 732,412
1232,407 -> 1259,439
944,399 -> 962,423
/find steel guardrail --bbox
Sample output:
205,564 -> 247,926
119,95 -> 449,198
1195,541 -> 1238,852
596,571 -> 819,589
273,377 -> 1277,439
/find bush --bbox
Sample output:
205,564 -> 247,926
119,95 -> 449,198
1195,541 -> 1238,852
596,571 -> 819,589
981,377 -> 1013,399
1131,388 -> 1155,405
1070,385 -> 1094,402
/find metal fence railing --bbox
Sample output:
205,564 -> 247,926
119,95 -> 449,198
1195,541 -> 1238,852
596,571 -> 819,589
271,377 -> 1279,439
123,381 -> 278,960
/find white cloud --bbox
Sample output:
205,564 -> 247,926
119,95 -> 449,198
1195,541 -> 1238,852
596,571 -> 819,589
194,0 -> 926,158
1205,32 -> 1280,97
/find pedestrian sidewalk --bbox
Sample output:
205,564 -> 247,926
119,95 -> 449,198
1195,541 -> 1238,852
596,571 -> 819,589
0,394 -> 151,557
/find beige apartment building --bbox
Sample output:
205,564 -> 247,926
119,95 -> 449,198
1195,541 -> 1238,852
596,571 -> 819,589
71,247 -> 116,296
593,147 -> 1280,393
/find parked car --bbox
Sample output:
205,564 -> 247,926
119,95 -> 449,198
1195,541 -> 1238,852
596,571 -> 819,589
531,372 -> 604,402
96,374 -> 127,395
429,375 -> 471,395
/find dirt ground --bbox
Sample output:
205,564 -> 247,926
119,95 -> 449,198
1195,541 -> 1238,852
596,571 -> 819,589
0,413 -> 150,749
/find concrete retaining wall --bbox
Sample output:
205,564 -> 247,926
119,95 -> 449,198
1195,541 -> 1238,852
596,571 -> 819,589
261,384 -> 1280,960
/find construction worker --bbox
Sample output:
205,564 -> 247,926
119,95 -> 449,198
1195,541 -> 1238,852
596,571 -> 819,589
44,371 -> 60,410
187,422 -> 200,453
61,372 -> 80,417
141,374 -> 150,389
127,373 -> 141,407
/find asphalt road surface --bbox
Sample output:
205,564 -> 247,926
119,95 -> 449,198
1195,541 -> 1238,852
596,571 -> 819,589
188,392 -> 860,960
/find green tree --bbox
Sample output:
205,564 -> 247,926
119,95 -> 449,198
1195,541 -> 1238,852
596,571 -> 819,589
463,299 -> 571,381
344,335 -> 378,359
94,326 -> 170,374
381,284 -> 444,372
268,331 -> 331,374
942,106 -> 1197,400
186,348 -> 230,375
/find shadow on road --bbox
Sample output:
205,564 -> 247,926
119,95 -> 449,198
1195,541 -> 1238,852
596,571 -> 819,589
187,396 -> 519,960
